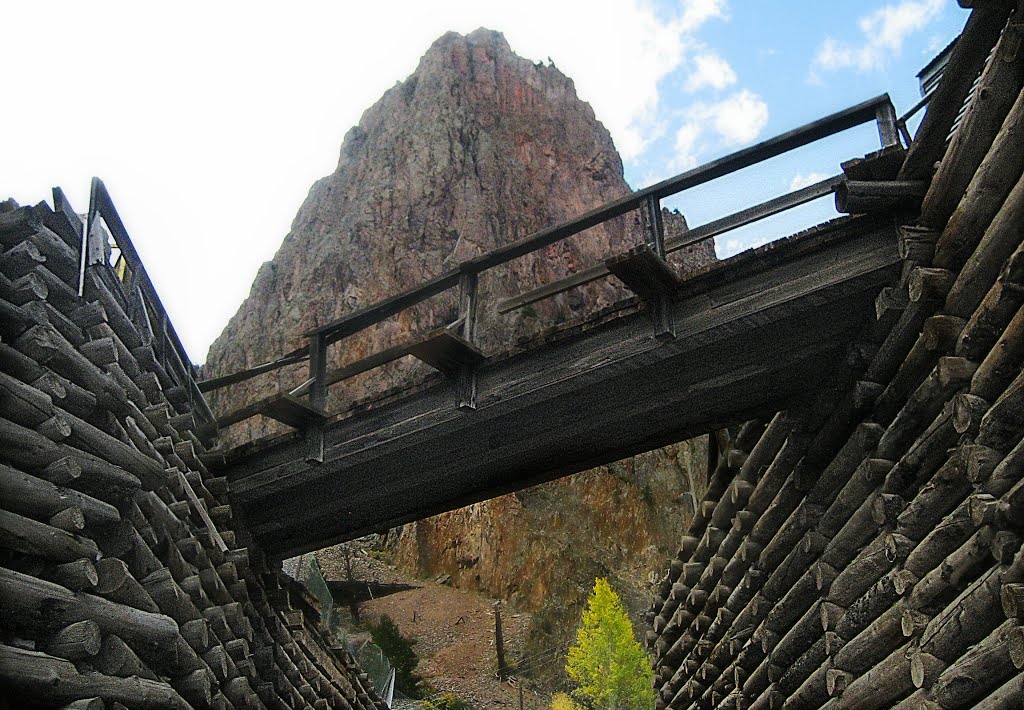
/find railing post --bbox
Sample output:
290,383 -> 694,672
129,285 -> 155,345
306,333 -> 327,463
457,270 -> 479,410
640,194 -> 676,340
157,314 -> 169,371
641,193 -> 666,258
875,101 -> 900,148
79,180 -> 106,296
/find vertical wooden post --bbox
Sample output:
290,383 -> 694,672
157,315 -> 169,371
494,600 -> 510,679
641,193 -> 666,259
457,270 -> 479,410
518,678 -> 524,710
640,194 -> 675,340
875,101 -> 900,148
129,285 -> 155,346
306,334 -> 327,463
79,179 -> 103,296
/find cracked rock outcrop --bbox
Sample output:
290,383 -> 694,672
204,28 -> 715,649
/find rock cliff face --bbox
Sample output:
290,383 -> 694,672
389,437 -> 710,686
205,27 -> 716,662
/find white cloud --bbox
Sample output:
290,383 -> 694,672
681,0 -> 729,28
673,122 -> 703,172
722,233 -> 774,257
925,33 -> 950,54
790,171 -> 831,191
705,89 -> 769,145
811,0 -> 945,74
499,1 -> 730,160
0,0 -> 735,359
670,89 -> 769,172
686,52 -> 737,92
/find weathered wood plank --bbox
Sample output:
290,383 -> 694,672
405,328 -> 484,375
900,4 -> 1014,179
260,393 -> 328,430
606,245 -> 683,302
225,221 -> 899,556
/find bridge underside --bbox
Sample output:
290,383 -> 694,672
225,215 -> 900,558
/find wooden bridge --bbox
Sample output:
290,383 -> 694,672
206,95 -> 921,558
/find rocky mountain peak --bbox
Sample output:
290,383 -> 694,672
204,30 -> 714,659
205,28 -> 705,444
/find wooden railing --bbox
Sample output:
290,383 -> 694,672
201,94 -> 902,451
76,178 -> 217,430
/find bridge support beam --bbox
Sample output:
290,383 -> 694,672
457,270 -> 479,410
305,333 -> 327,463
224,217 -> 901,557
640,193 -> 676,341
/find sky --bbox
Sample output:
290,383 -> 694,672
1,0 -> 967,363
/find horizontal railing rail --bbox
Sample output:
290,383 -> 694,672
496,172 -> 846,314
309,94 -> 896,345
81,178 -> 217,428
202,94 -> 900,447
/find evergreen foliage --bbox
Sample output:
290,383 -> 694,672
565,578 -> 655,709
368,614 -> 424,697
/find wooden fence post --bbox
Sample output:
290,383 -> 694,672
494,600 -> 510,679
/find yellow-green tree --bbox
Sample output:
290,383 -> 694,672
551,692 -> 580,710
566,578 -> 655,709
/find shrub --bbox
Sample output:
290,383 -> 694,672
551,692 -> 580,709
368,613 -> 424,697
426,692 -> 469,709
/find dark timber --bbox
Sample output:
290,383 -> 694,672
227,217 -> 899,558
215,95 -> 905,558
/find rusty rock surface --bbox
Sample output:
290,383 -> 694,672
205,28 -> 715,643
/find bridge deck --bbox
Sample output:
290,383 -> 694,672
224,215 -> 900,557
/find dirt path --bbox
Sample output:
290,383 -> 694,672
318,544 -> 552,709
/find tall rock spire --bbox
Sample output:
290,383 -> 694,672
205,30 -> 714,669
205,30 -> 663,430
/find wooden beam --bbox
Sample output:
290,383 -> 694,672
216,393 -> 327,430
263,393 -> 327,430
496,175 -> 843,315
606,245 -> 684,302
406,329 -> 484,376
292,324 -> 481,400
310,98 -> 891,340
835,180 -> 928,214
225,220 -> 900,556
197,347 -> 308,393
919,16 -> 1024,227
175,470 -> 227,553
900,4 -> 1014,179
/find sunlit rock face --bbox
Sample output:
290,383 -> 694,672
205,27 -> 714,648
205,28 -> 713,441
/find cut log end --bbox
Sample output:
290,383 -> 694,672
910,652 -> 945,689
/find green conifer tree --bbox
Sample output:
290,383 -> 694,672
368,614 -> 423,697
566,578 -> 655,709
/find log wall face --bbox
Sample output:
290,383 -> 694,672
649,5 -> 1024,708
0,202 -> 384,707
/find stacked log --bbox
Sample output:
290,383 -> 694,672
652,6 -> 1024,708
1,199 -> 384,707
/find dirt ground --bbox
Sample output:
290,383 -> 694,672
318,543 -> 553,709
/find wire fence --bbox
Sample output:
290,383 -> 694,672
285,552 -> 595,709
